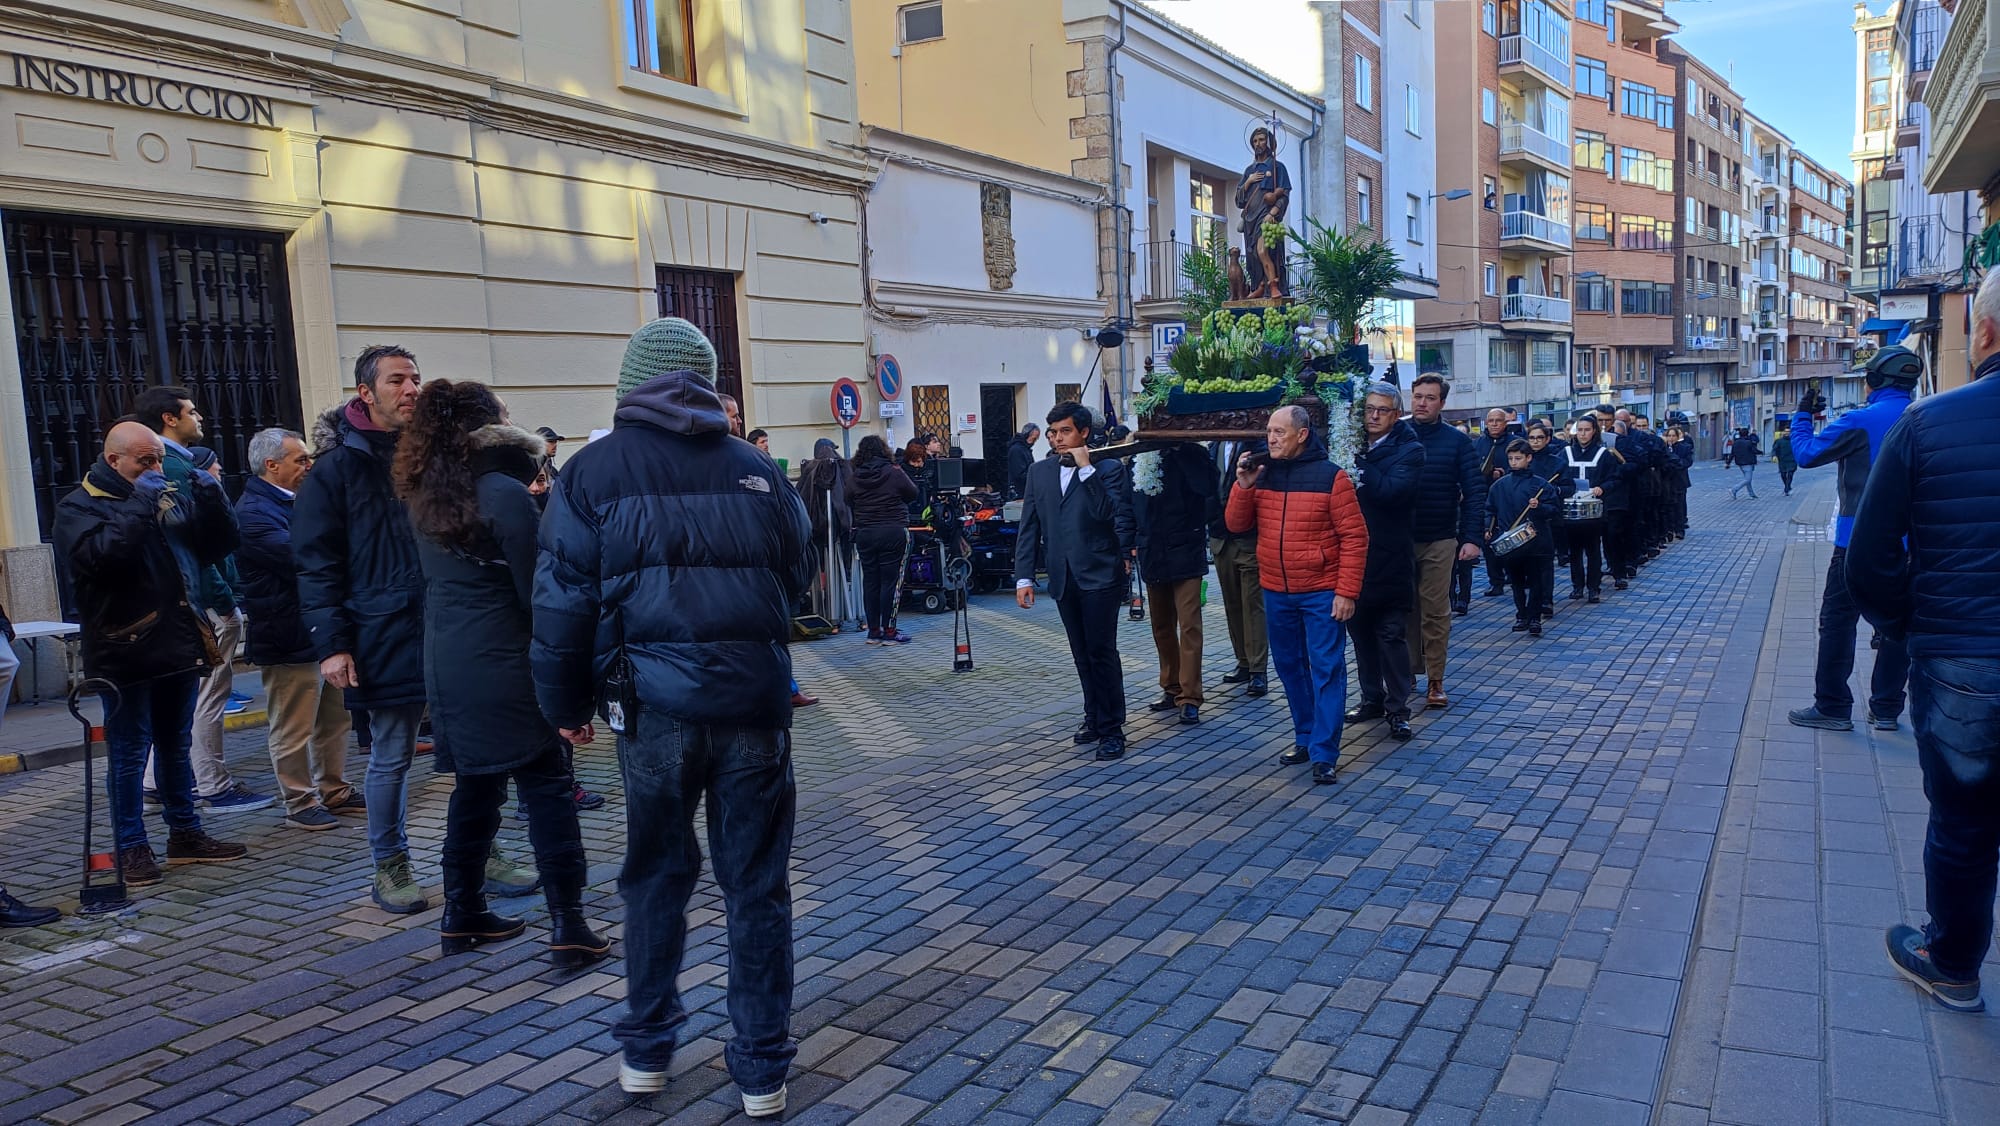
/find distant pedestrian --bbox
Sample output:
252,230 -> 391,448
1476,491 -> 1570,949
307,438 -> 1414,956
1005,424 -> 1040,499
1847,265 -> 2000,1014
1207,438 -> 1269,696
1772,422 -> 1797,495
1661,425 -> 1694,538
131,387 -> 270,813
534,316 -> 814,1116
1786,347 -> 1919,734
747,427 -> 770,453
1226,406 -> 1369,784
1727,428 -> 1762,498
54,421 -> 247,887
1015,402 -> 1137,761
1404,375 -> 1486,710
234,428 -> 360,832
850,435 -> 918,645
397,380 -> 608,967
1347,384 -> 1425,741
1135,443 -> 1211,726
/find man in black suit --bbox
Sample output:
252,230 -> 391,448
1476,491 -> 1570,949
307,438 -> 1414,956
1015,402 -> 1137,760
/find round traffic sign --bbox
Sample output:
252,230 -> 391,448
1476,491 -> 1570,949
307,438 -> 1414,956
831,377 -> 863,430
875,353 -> 903,400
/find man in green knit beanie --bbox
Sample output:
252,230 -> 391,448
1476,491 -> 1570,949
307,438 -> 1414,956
616,317 -> 719,400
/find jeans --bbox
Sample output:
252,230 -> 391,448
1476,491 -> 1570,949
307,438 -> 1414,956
616,713 -> 795,1096
1348,599 -> 1412,722
1815,547 -> 1911,721
1731,464 -> 1758,497
854,525 -> 908,634
444,743 -> 585,906
1265,590 -> 1347,764
100,672 -> 202,851
365,703 -> 425,863
1908,656 -> 2000,981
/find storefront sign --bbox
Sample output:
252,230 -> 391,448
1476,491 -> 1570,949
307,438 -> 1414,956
1876,294 -> 1926,320
6,53 -> 277,128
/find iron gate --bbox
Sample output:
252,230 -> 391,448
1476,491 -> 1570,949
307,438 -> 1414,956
5,212 -> 301,542
654,266 -> 743,406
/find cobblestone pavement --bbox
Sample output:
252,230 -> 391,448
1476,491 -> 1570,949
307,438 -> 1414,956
0,464 -> 1984,1125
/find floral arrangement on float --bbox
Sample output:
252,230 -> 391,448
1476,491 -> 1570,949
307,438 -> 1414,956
1132,221 -> 1404,472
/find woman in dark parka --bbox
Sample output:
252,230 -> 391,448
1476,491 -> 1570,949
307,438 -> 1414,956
393,379 -> 609,966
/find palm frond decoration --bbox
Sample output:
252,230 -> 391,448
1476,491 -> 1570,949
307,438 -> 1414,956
1178,226 -> 1232,325
1293,220 -> 1404,353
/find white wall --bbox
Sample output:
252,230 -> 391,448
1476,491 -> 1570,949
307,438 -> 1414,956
1379,2 -> 1440,288
869,163 -> 1102,298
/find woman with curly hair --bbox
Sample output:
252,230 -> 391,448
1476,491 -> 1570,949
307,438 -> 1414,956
393,379 -> 609,967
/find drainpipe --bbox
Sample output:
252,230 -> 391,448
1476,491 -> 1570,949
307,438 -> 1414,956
1107,1 -> 1130,419
1297,102 -> 1324,234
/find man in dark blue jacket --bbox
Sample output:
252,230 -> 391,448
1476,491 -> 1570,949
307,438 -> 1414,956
237,427 -> 358,832
533,317 -> 813,1117
294,344 -> 442,914
1846,268 -> 2000,1014
1348,383 -> 1426,739
1786,346 -> 1919,733
1136,443 -> 1213,725
1404,374 -> 1486,710
1471,408 -> 1523,598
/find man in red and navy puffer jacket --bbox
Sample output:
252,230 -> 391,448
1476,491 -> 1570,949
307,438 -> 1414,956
1225,405 -> 1369,786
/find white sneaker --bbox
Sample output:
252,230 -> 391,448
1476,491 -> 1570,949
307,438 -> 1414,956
742,1085 -> 787,1118
619,1061 -> 667,1094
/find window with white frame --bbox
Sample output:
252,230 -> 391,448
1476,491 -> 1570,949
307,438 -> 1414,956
1356,55 -> 1373,111
1483,262 -> 1498,296
898,1 -> 943,44
1489,339 -> 1525,376
625,0 -> 697,82
1482,88 -> 1496,125
1357,175 -> 1373,227
1405,85 -> 1421,136
1406,194 -> 1423,243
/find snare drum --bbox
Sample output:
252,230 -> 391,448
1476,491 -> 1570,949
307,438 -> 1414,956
1564,495 -> 1605,522
1490,523 -> 1538,556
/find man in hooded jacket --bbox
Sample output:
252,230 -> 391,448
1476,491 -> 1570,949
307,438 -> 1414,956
533,317 -> 813,1119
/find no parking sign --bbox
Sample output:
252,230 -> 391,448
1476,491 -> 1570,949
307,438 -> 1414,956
831,377 -> 863,429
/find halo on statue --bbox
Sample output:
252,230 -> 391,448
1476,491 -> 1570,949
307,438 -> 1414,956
1242,115 -> 1284,151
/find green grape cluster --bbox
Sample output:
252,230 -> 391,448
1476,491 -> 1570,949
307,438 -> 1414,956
1183,375 -> 1280,394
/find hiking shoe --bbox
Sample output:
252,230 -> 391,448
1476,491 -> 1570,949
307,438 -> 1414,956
202,783 -> 274,814
1867,712 -> 1900,732
1886,924 -> 1985,1012
166,828 -> 247,864
119,845 -> 163,887
372,854 -> 429,914
743,1085 -> 787,1118
1787,706 -> 1854,732
286,806 -> 340,832
572,785 -> 606,811
484,845 -> 541,899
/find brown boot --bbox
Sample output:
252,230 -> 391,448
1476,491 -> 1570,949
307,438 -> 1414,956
1426,682 -> 1449,709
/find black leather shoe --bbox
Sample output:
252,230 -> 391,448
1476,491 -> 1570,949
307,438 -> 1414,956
1528,621 -> 1542,637
0,889 -> 59,929
1146,694 -> 1178,712
1344,703 -> 1386,724
1073,722 -> 1095,746
1220,669 -> 1253,684
1614,579 -> 1629,590
1279,746 -> 1309,766
1094,736 -> 1126,761
1247,675 -> 1268,697
1180,705 -> 1199,725
1484,587 -> 1506,597
1451,604 -> 1469,616
1512,619 -> 1530,632
1387,718 -> 1414,741
1311,762 -> 1338,785
1569,588 -> 1585,601
1587,592 -> 1601,604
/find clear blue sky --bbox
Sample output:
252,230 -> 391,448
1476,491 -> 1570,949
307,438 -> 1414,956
1668,0 -> 1864,174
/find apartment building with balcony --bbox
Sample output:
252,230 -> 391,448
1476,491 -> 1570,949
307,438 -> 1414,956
1742,112 -> 1796,402
1566,0 -> 1679,419
1787,151 -> 1864,421
1417,0 -> 1575,420
1920,0 -> 2000,237
1663,46 -> 1747,451
1853,0 -> 1984,393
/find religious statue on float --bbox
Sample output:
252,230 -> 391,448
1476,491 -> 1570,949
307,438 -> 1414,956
1234,125 -> 1291,299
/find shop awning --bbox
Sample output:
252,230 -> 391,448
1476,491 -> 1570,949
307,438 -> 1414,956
1859,317 -> 1911,344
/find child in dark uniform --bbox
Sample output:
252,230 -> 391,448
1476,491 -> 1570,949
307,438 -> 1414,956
1486,440 -> 1567,637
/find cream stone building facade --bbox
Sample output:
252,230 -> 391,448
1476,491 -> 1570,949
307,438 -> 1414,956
0,0 -> 871,622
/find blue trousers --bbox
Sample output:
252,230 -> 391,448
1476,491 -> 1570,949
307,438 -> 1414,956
100,672 -> 202,851
1264,590 -> 1347,764
1909,656 -> 2000,981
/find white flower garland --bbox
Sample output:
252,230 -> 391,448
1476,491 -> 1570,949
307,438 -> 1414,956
1132,450 -> 1165,496
1323,369 -> 1368,471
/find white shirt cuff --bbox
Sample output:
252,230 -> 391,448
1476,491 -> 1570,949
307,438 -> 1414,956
1016,579 -> 1033,589
1075,465 -> 1096,481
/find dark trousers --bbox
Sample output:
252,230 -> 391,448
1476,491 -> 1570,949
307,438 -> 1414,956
1483,546 -> 1508,593
1349,600 -> 1413,722
100,672 -> 202,851
1605,510 -> 1636,580
1815,546 -> 1912,721
1057,586 -> 1126,738
1780,468 -> 1796,494
854,526 -> 909,634
446,744 -> 587,903
1668,484 -> 1689,536
1451,555 -> 1478,610
1504,551 -> 1552,623
1567,523 -> 1606,594
1909,656 -> 2000,981
615,714 -> 796,1096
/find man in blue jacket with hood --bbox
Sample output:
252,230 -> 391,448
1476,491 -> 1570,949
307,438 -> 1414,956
1785,345 -> 1920,733
1846,266 -> 2000,1013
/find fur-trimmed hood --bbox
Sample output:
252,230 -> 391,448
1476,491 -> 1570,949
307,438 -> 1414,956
467,423 -> 548,459
309,400 -> 351,458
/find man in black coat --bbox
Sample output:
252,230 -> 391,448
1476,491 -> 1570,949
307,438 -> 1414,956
1348,384 -> 1426,740
533,317 -> 814,1115
1135,443 -> 1211,725
54,421 -> 247,887
1015,401 -> 1138,761
293,344 -> 436,914
236,427 -> 358,832
1614,409 -> 1667,564
1005,425 -> 1040,499
1404,374 -> 1487,709
1471,408 -> 1523,598
1208,438 -> 1268,696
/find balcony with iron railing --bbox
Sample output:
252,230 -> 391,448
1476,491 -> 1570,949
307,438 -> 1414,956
1499,32 -> 1571,91
1685,278 -> 1719,299
1139,239 -> 1196,304
1909,3 -> 1946,99
1720,282 -> 1741,301
1896,107 -> 1924,149
1499,208 -> 1573,251
1501,292 -> 1573,324
1922,0 -> 2000,193
1500,121 -> 1571,170
1756,310 -> 1780,331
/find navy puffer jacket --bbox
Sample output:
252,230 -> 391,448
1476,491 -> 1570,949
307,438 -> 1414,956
532,371 -> 815,730
1847,352 -> 2000,657
1408,419 -> 1486,545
